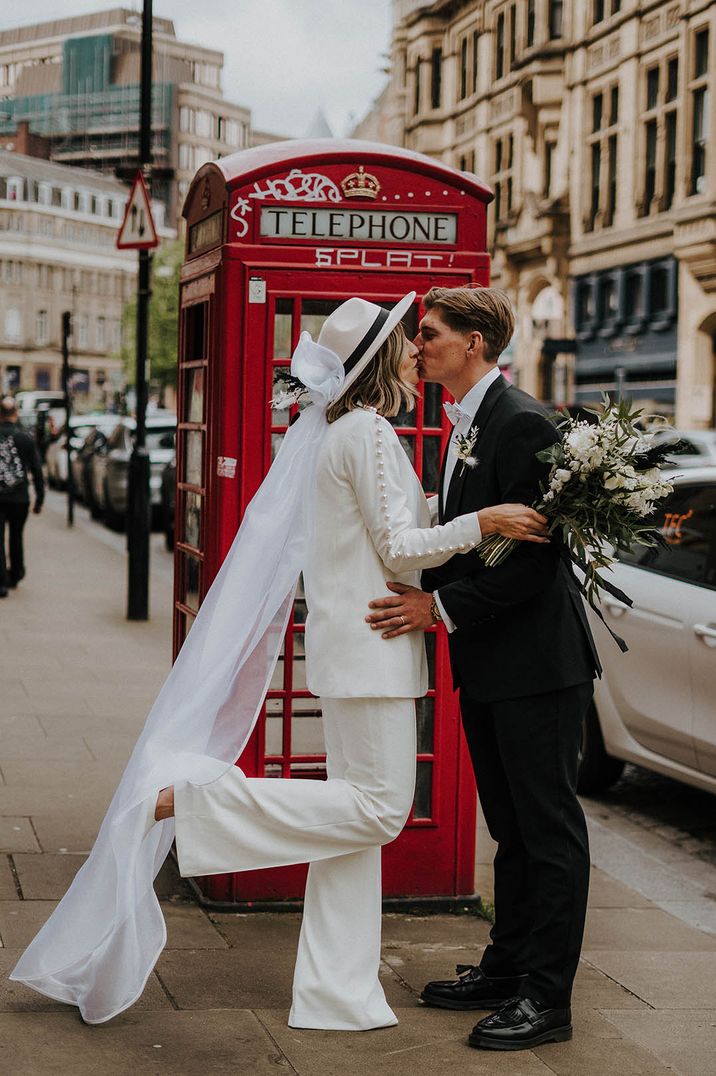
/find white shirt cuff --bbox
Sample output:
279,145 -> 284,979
434,591 -> 457,633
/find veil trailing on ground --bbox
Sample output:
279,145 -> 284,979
10,333 -> 345,1024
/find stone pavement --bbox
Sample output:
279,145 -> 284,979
1,495 -> 715,1075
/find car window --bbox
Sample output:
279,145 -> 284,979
618,483 -> 716,589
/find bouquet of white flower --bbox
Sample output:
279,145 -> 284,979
477,398 -> 677,646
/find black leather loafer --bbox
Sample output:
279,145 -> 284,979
468,996 -> 572,1050
420,964 -> 527,1011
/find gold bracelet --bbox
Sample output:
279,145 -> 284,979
430,594 -> 443,624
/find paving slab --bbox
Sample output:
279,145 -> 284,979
0,817 -> 41,854
257,1006 -> 552,1076
162,903 -> 229,950
0,950 -> 172,1015
12,853 -> 87,898
28,813 -> 103,853
583,906 -> 716,951
533,1008 -> 673,1076
600,1009 -> 716,1076
0,1008 -> 283,1075
0,856 -> 19,901
0,900 -> 58,948
582,950 -> 716,1009
156,947 -> 298,1011
586,868 -> 652,908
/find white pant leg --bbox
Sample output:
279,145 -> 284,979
173,697 -> 415,1030
289,698 -> 415,1031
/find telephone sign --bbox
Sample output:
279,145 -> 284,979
177,139 -> 493,906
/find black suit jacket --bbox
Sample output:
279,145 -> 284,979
422,375 -> 600,703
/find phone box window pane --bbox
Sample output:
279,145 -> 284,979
183,302 -> 206,362
274,301 -> 293,359
425,631 -> 436,689
422,436 -> 441,494
416,696 -> 435,753
423,382 -> 443,428
184,430 -> 203,486
184,491 -> 201,548
185,367 -> 204,423
183,554 -> 201,612
413,761 -> 433,819
291,710 -> 324,754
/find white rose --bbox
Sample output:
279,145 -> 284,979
566,427 -> 596,458
543,490 -> 555,502
604,474 -> 625,490
555,468 -> 572,484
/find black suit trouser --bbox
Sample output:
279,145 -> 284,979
460,681 -> 593,1007
0,501 -> 29,586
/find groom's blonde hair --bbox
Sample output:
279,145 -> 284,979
326,323 -> 418,424
422,286 -> 515,362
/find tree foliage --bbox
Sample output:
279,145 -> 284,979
119,239 -> 183,390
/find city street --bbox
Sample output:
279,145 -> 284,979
1,495 -> 715,1075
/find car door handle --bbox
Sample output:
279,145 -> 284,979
605,601 -> 627,618
694,623 -> 716,646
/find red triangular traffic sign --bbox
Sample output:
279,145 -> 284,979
117,170 -> 159,250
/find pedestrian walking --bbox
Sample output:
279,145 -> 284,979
0,396 -> 45,598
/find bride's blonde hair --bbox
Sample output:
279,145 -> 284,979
326,323 -> 419,424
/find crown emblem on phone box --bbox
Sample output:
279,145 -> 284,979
340,165 -> 381,199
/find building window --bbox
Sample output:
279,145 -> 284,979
179,142 -> 191,170
640,55 -> 679,214
496,11 -> 505,80
179,106 -> 192,132
414,56 -> 422,114
527,0 -> 536,47
4,308 -> 21,343
544,140 -> 555,197
508,4 -> 517,69
96,317 -> 106,350
493,133 -> 514,222
431,47 -> 442,109
472,31 -> 479,93
77,315 -> 88,349
593,0 -> 605,23
35,309 -> 48,346
459,37 -> 468,100
689,28 -> 709,195
585,83 -> 619,230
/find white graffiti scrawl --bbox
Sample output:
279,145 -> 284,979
230,168 -> 342,239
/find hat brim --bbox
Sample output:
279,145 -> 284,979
334,291 -> 417,401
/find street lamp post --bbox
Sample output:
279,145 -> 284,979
61,310 -> 74,528
126,0 -> 153,620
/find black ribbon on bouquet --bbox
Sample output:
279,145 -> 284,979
560,546 -> 632,654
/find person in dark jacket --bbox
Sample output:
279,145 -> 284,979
365,287 -> 601,1052
0,397 -> 44,597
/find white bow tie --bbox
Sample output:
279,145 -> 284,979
443,401 -> 469,427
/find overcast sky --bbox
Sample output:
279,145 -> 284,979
1,2 -> 393,137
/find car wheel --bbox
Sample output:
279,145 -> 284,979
103,480 -> 124,532
577,702 -> 625,795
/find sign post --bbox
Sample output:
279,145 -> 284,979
117,0 -> 158,621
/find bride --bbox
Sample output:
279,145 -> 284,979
11,292 -> 548,1031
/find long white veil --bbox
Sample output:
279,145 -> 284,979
10,334 -> 344,1024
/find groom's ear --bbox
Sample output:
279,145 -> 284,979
466,330 -> 483,356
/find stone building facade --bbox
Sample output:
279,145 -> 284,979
0,150 -> 172,402
354,0 -> 715,426
0,9 -> 257,228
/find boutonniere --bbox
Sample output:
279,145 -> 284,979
453,428 -> 479,475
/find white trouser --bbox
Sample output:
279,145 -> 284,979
174,697 -> 416,1031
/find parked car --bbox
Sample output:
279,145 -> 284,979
45,413 -> 110,490
90,413 -> 176,530
70,417 -> 122,512
651,428 -> 716,469
160,455 -> 176,550
579,467 -> 716,796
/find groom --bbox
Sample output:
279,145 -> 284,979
366,286 -> 601,1051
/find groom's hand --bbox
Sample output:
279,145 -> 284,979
365,582 -> 433,639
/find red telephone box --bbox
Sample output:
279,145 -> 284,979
176,139 -> 492,905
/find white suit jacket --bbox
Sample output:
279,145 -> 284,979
303,407 -> 481,699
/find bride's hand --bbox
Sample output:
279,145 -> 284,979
478,504 -> 550,542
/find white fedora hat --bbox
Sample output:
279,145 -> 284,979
318,292 -> 416,399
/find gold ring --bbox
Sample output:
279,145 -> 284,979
400,616 -> 406,626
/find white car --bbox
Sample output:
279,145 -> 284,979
651,428 -> 716,469
579,467 -> 716,796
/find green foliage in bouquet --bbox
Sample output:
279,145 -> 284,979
478,396 -> 675,607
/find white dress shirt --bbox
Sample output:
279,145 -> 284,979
435,366 -> 502,632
